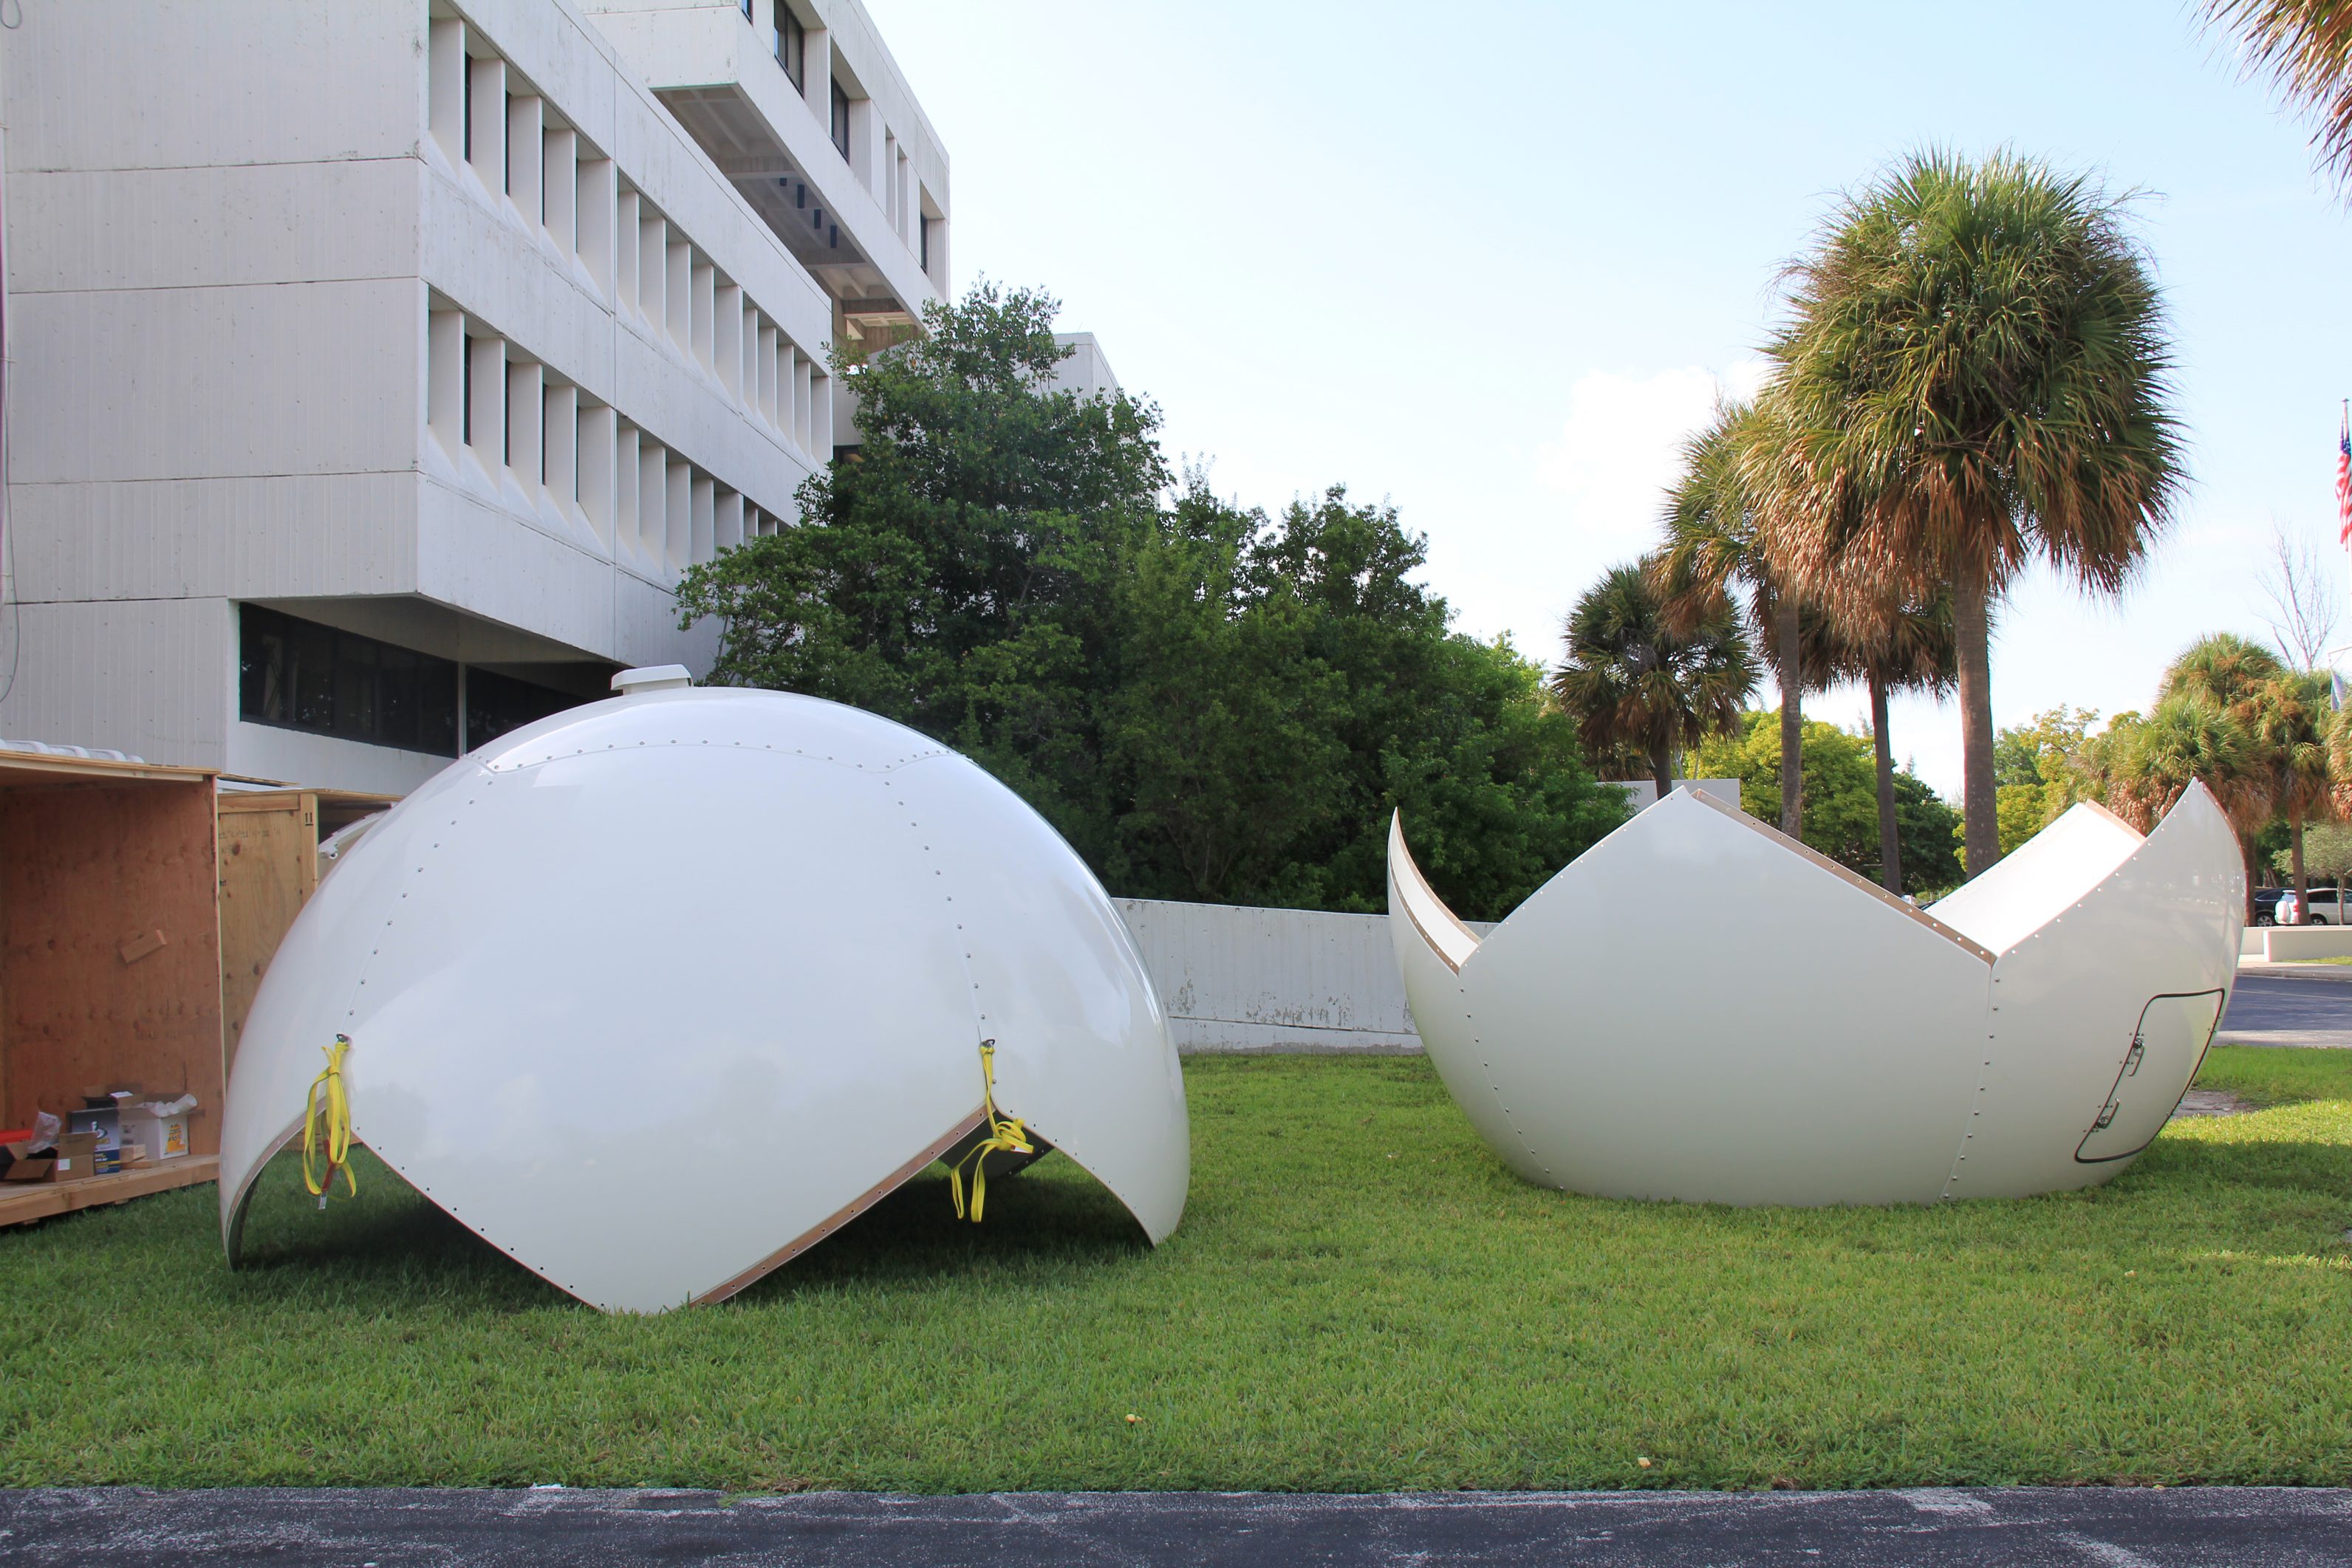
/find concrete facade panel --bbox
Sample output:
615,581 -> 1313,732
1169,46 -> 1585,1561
5,1 -> 421,172
228,719 -> 452,794
0,598 -> 231,768
8,160 -> 423,295
8,473 -> 418,605
416,476 -> 624,660
11,279 -> 418,484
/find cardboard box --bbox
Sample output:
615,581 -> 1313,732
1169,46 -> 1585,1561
120,1106 -> 194,1161
2,1132 -> 98,1183
48,1132 -> 98,1180
66,1106 -> 121,1152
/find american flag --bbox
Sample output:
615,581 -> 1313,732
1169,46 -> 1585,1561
2339,403 -> 2351,545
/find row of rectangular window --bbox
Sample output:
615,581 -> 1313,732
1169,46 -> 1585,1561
740,0 -> 942,288
428,309 -> 798,579
238,603 -> 581,759
426,13 -> 823,436
610,182 -> 821,451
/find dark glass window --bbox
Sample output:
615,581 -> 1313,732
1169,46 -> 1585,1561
239,605 -> 459,757
830,78 -> 851,159
776,6 -> 806,92
920,215 -> 930,274
466,668 -> 578,751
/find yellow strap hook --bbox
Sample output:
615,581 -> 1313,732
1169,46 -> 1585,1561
302,1033 -> 358,1206
948,1038 -> 1030,1224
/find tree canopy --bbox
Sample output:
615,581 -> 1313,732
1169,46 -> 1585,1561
1757,148 -> 2182,877
1553,561 -> 1757,798
1692,711 -> 1963,894
674,283 -> 1625,920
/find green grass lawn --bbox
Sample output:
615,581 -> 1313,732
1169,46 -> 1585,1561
2,1047 -> 2348,1491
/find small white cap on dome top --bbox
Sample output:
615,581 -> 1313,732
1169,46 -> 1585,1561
611,665 -> 693,696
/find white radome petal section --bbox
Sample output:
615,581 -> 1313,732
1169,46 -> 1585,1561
218,689 -> 1189,1313
1389,783 -> 2240,1207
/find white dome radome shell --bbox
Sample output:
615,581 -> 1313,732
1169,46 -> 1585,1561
1389,783 -> 2240,1207
218,688 -> 1189,1314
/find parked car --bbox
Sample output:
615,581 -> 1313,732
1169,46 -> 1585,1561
2254,888 -> 2285,926
2274,887 -> 2342,925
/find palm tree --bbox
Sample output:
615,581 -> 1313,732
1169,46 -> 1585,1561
2204,1 -> 2352,191
2260,671 -> 2337,920
1553,561 -> 1758,800
1845,593 -> 1958,891
2153,634 -> 2283,920
1652,399 -> 1813,840
1756,150 -> 2184,880
2161,634 -> 2335,921
2102,696 -> 2269,903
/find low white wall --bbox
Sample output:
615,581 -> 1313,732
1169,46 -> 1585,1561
2246,925 -> 2352,962
1117,897 -> 1494,1054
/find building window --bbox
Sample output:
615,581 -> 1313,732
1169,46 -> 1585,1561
239,605 -> 460,757
920,215 -> 930,274
740,0 -> 752,17
467,668 -> 578,750
776,5 -> 805,92
830,77 -> 850,160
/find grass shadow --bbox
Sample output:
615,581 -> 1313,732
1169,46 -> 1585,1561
728,1154 -> 1151,1304
228,1149 -> 570,1308
224,1146 -> 1151,1311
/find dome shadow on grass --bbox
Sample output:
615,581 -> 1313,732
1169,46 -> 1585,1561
224,1145 -> 1149,1312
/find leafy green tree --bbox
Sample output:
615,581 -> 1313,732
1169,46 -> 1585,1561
1758,149 -> 2184,878
1891,770 -> 1968,896
1102,480 -> 1347,902
1554,562 -> 1757,798
1111,480 -> 1630,917
677,283 -> 1624,920
1692,711 -> 1962,894
1991,705 -> 2102,853
2277,821 -> 2352,888
673,281 -> 1163,866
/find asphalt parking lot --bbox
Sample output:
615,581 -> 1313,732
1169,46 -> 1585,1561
6,1485 -> 2352,1567
2221,962 -> 2352,1047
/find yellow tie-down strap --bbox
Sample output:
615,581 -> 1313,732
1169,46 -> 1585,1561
303,1033 -> 358,1205
948,1039 -> 1031,1224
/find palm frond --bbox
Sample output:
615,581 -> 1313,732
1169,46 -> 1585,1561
2205,0 -> 2352,191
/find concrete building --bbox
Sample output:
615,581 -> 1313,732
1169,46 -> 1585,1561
0,0 -> 951,792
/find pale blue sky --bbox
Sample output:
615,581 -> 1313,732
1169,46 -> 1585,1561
863,0 -> 2352,795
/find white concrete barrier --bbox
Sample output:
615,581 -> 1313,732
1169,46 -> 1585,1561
2244,925 -> 2352,962
1116,898 -> 1494,1054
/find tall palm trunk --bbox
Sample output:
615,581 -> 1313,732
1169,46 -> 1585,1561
1953,574 -> 2000,879
2291,815 -> 2308,925
1870,671 -> 1901,894
1648,742 -> 1673,802
1776,590 -> 1803,840
2241,832 -> 2263,927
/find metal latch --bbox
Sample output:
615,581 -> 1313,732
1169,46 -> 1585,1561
2092,1102 -> 2118,1130
2123,1038 -> 2144,1077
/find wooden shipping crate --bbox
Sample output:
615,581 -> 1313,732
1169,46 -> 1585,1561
0,752 -> 225,1167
